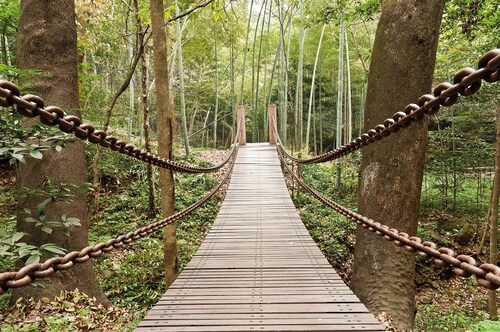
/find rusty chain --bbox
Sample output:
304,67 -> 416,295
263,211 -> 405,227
279,49 -> 500,164
276,143 -> 500,290
271,49 -> 500,290
0,146 -> 237,294
0,80 -> 237,174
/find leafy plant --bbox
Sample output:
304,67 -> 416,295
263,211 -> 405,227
0,180 -> 91,267
0,113 -> 76,165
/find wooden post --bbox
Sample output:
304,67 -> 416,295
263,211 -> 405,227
237,106 -> 246,145
268,104 -> 277,144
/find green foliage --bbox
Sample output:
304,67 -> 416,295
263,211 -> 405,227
415,304 -> 490,331
0,113 -> 75,165
292,159 -> 359,271
0,180 -> 89,269
88,149 -> 222,318
471,321 -> 500,332
94,238 -> 164,309
19,180 -> 90,237
442,0 -> 500,41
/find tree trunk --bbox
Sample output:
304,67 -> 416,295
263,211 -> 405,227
14,0 -> 107,304
278,0 -> 285,145
350,1 -> 445,329
488,106 -> 500,319
295,0 -> 305,151
254,0 -> 268,143
250,0 -> 264,142
262,0 -> 272,142
305,24 -> 326,152
239,0 -> 254,106
175,0 -> 190,155
213,24 -> 218,148
335,22 -> 344,189
140,44 -> 155,218
345,29 -> 352,142
150,0 -> 177,288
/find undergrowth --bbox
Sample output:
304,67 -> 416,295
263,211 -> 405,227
0,147 -> 225,331
285,154 -> 498,331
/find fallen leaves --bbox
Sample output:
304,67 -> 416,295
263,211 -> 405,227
0,289 -> 144,331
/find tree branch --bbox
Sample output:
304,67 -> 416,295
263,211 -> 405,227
166,0 -> 214,23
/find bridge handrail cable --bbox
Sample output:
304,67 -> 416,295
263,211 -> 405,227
271,48 -> 500,290
277,49 -> 500,164
0,136 -> 238,294
0,79 -> 236,174
276,143 -> 500,290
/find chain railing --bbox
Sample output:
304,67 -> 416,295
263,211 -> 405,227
0,79 -> 236,174
277,144 -> 500,290
0,83 -> 243,293
272,48 -> 500,290
279,49 -> 500,164
0,142 -> 238,294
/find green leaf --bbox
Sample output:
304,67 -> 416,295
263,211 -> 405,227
40,244 -> 66,256
11,153 -> 24,163
25,253 -> 41,265
41,226 -> 52,234
11,232 -> 25,243
29,150 -> 43,159
24,217 -> 38,223
66,218 -> 81,226
36,197 -> 52,212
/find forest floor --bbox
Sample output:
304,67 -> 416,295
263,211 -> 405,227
0,149 -> 499,331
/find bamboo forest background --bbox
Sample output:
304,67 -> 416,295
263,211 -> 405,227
0,0 -> 498,251
1,0 -> 499,240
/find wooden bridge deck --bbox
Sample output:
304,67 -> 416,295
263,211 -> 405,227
136,143 -> 383,331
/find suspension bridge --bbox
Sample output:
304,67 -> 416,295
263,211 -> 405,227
0,49 -> 499,331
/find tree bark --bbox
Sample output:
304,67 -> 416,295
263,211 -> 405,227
213,24 -> 218,148
239,0 -> 254,106
295,0 -> 305,150
488,106 -> 499,318
131,0 -> 154,218
305,24 -> 326,152
14,0 -> 107,304
150,0 -> 177,288
351,1 -> 445,329
175,0 -> 190,155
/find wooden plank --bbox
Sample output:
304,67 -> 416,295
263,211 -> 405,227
136,144 -> 382,331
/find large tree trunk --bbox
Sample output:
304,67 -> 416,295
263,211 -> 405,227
14,0 -> 107,304
150,0 -> 177,288
350,1 -> 445,330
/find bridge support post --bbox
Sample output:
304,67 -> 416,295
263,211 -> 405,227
268,104 -> 277,145
237,106 -> 246,145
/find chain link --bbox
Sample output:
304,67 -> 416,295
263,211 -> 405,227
276,144 -> 500,290
0,80 -> 237,174
279,49 -> 500,164
0,149 -> 237,294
